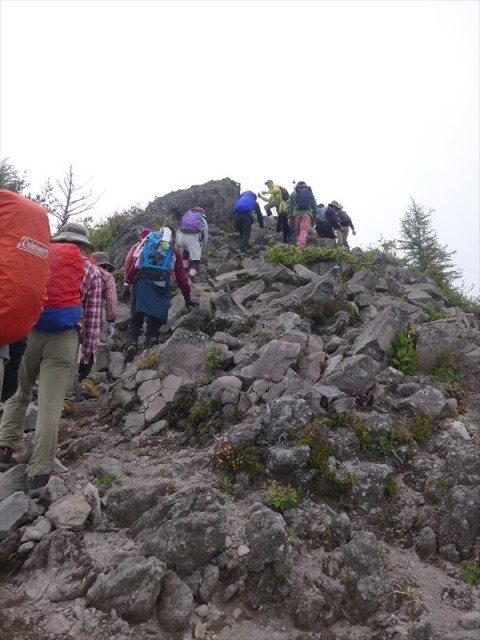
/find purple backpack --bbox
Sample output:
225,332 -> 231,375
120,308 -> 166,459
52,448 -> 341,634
180,210 -> 203,233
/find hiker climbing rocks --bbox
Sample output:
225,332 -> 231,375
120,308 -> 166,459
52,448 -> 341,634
175,207 -> 208,280
288,181 -> 318,248
257,180 -> 282,219
324,200 -> 344,246
337,209 -> 356,250
315,202 -> 337,246
232,190 -> 264,253
91,251 -> 118,341
124,226 -> 198,361
0,222 -> 102,495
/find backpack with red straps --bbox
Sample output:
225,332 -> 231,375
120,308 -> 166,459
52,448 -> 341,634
0,190 -> 51,345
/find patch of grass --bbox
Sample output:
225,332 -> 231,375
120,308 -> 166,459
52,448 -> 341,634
211,440 -> 264,481
423,477 -> 449,503
409,412 -> 435,444
295,298 -> 359,330
326,411 -> 354,428
218,473 -> 233,495
388,330 -> 418,375
98,474 -> 120,487
354,422 -> 374,451
431,350 -> 462,385
264,481 -> 302,512
204,346 -> 224,370
424,304 -> 449,322
291,421 -> 332,470
189,396 -> 222,426
266,244 -> 375,272
324,470 -> 354,495
136,354 -> 160,370
376,428 -> 406,456
384,475 -> 397,498
458,562 -> 480,586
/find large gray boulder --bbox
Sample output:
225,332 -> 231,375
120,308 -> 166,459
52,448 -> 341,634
246,503 -> 291,576
0,491 -> 38,540
86,556 -> 166,622
322,355 -> 382,393
156,571 -> 194,631
437,485 -> 480,558
239,339 -> 301,383
352,307 -> 408,362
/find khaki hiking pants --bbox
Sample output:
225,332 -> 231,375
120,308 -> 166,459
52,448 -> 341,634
0,328 -> 78,477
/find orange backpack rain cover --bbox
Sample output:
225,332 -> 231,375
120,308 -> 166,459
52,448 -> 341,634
0,189 -> 51,345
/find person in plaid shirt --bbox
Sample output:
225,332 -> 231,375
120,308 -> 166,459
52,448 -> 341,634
0,222 -> 102,495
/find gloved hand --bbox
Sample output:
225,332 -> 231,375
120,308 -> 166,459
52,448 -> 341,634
185,298 -> 199,310
122,284 -> 130,303
352,229 -> 357,236
106,321 -> 115,339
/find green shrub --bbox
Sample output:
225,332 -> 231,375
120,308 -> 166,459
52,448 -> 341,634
291,421 -> 331,470
189,396 -> 222,426
98,474 -> 120,487
354,422 -> 373,451
384,475 -> 397,498
458,562 -> 480,586
424,304 -> 449,322
295,298 -> 359,330
265,481 -> 302,512
211,440 -> 264,480
218,474 -> 233,495
324,471 -> 354,495
409,412 -> 434,444
431,350 -> 462,384
388,330 -> 418,375
205,346 -> 224,370
376,428 -> 405,456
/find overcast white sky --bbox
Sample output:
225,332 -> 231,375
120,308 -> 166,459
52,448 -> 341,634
1,0 -> 479,293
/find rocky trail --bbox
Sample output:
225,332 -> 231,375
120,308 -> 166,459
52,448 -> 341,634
1,179 -> 479,640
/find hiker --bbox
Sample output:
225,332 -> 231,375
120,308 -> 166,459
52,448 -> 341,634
122,228 -> 152,304
337,209 -> 356,250
175,207 -> 208,280
124,226 -> 198,360
232,191 -> 264,253
324,200 -> 344,245
0,222 -> 102,494
277,196 -> 290,244
287,181 -> 318,248
257,180 -> 282,218
91,251 -> 118,340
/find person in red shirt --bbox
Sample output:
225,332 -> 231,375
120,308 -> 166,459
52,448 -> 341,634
123,226 -> 198,361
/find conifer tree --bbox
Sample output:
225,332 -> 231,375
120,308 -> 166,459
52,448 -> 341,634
398,199 -> 462,287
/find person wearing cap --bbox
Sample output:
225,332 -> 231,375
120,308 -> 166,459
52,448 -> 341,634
175,207 -> 208,280
91,251 -> 117,340
257,180 -> 282,218
324,201 -> 344,246
0,222 -> 102,494
122,228 -> 152,303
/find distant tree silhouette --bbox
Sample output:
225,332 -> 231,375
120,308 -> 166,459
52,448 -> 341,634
398,198 -> 462,287
0,157 -> 29,193
48,165 -> 101,230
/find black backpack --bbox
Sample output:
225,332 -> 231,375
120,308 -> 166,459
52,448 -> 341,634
279,186 -> 289,201
295,184 -> 313,210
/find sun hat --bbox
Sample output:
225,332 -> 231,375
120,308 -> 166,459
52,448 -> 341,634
264,179 -> 273,185
51,222 -> 93,248
91,251 -> 115,272
329,200 -> 343,210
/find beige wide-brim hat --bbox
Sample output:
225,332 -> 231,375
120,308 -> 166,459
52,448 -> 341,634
92,251 -> 115,272
264,180 -> 273,186
52,222 -> 93,249
329,200 -> 343,210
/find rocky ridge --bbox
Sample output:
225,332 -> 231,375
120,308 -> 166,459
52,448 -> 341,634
1,179 -> 479,640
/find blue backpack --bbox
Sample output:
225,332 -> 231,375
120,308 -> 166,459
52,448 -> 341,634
233,191 -> 257,214
138,230 -> 176,272
295,184 -> 314,211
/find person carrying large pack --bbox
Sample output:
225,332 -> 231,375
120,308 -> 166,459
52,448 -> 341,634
124,226 -> 198,361
0,222 -> 102,496
337,209 -> 356,250
0,190 -> 51,396
287,181 -> 318,248
175,207 -> 208,280
232,191 -> 264,253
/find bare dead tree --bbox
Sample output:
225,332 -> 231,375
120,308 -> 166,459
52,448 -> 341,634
50,165 -> 102,230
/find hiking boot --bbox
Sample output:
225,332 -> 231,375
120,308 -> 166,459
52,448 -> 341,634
80,379 -> 100,399
124,342 -> 138,363
62,401 -> 74,418
27,474 -> 51,498
144,337 -> 158,350
0,446 -> 13,472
